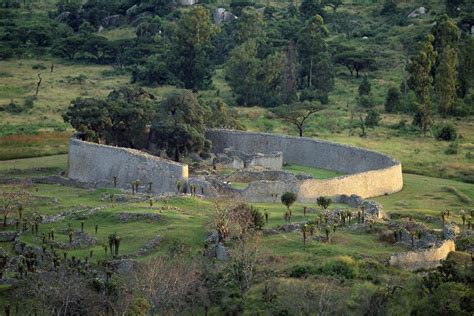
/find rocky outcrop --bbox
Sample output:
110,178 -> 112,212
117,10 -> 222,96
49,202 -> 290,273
336,194 -> 363,207
408,7 -> 427,18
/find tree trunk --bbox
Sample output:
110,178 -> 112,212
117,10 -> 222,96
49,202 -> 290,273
35,74 -> 42,96
174,147 -> 180,162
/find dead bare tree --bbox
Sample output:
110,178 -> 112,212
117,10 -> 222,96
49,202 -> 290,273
0,183 -> 31,227
35,73 -> 42,96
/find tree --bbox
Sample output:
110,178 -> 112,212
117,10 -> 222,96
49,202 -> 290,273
151,91 -> 210,162
272,102 -> 324,136
53,36 -> 85,60
457,36 -> 474,98
297,15 -> 333,94
204,99 -> 245,130
62,98 -> 111,142
445,0 -> 465,17
1,183 -> 30,227
281,40 -> 299,104
364,109 -> 381,128
407,34 -> 437,134
225,40 -> 283,106
384,87 -> 401,113
431,14 -> 460,55
281,192 -> 297,211
358,76 -> 371,96
334,51 -> 374,78
435,46 -> 458,116
169,7 -> 218,90
316,196 -> 331,210
300,0 -> 325,20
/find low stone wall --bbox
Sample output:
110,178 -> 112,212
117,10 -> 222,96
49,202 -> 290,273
389,240 -> 456,271
68,138 -> 188,194
206,129 -> 403,202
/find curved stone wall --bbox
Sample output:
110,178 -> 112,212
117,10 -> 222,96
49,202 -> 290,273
68,138 -> 188,194
206,129 -> 403,202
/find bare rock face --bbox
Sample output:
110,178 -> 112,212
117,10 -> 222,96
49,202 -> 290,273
443,223 -> 460,240
408,7 -> 427,18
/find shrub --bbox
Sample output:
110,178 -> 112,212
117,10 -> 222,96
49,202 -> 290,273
320,257 -> 357,279
357,95 -> 375,108
434,124 -> 457,141
444,141 -> 458,155
364,109 -> 381,127
384,87 -> 400,113
317,196 -> 331,209
358,77 -> 371,96
289,264 -> 315,277
32,63 -> 47,70
250,207 -> 265,229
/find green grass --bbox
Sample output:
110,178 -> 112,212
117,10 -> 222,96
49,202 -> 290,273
283,164 -> 344,179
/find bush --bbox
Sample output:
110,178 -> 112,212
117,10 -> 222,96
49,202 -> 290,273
357,95 -> 375,108
364,109 -> 381,127
434,124 -> 457,141
320,257 -> 357,279
384,87 -> 400,113
358,77 -> 371,96
289,264 -> 315,277
444,142 -> 459,155
250,206 -> 265,229
32,63 -> 47,70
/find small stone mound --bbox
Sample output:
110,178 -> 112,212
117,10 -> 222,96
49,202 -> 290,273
137,235 -> 161,255
53,232 -> 98,249
277,223 -> 301,232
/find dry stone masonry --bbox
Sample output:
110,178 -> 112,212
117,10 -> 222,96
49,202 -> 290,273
67,129 -> 403,202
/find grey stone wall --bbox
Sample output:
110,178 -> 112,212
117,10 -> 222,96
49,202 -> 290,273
206,129 -> 403,202
389,240 -> 455,271
68,138 -> 188,194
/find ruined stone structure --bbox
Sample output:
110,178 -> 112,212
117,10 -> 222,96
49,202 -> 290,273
213,147 -> 283,170
68,138 -> 188,194
67,129 -> 403,202
205,129 -> 403,202
389,240 -> 455,271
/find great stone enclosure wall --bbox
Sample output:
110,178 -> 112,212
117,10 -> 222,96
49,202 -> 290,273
67,129 -> 403,201
68,138 -> 188,194
205,129 -> 403,202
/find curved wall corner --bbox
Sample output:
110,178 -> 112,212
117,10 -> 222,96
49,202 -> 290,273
68,138 -> 188,194
205,129 -> 403,202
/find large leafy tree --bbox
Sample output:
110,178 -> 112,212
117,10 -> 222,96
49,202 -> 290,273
300,0 -> 325,20
62,98 -> 111,142
151,91 -> 210,162
334,51 -> 374,78
63,86 -> 154,147
225,40 -> 283,106
169,7 -> 218,91
407,34 -> 437,134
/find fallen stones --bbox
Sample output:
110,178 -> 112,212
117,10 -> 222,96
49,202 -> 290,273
361,200 -> 387,219
277,223 -> 301,232
109,259 -> 136,273
52,232 -> 98,249
117,213 -> 161,223
216,243 -> 228,261
0,231 -> 18,242
336,194 -> 363,207
443,223 -> 460,240
137,235 -> 161,255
